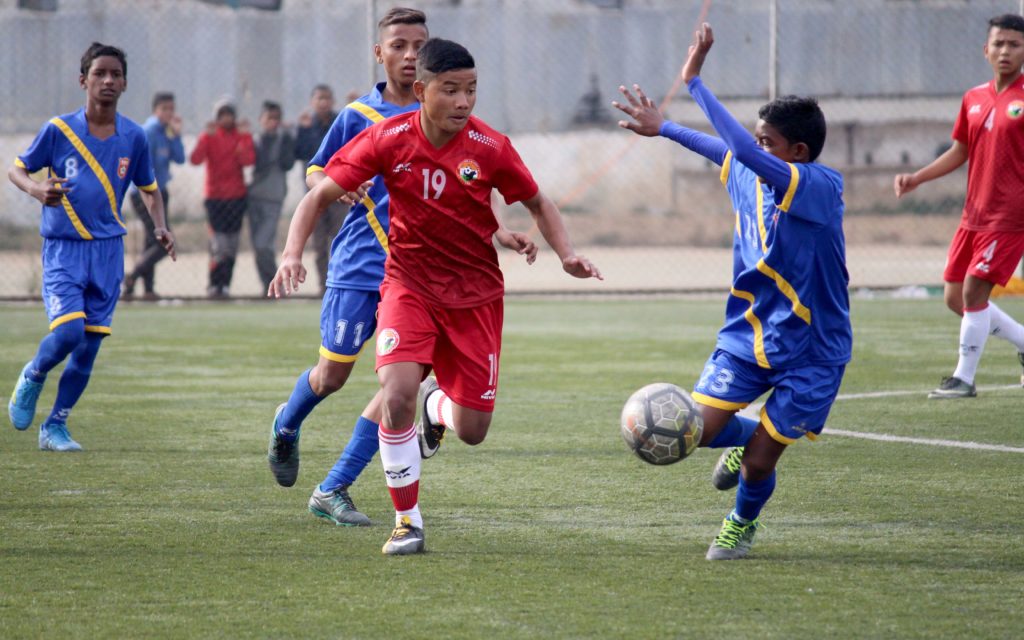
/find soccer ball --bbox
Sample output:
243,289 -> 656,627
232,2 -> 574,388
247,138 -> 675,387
620,382 -> 703,465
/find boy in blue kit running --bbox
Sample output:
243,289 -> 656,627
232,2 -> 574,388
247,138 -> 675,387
265,7 -> 537,525
8,42 -> 177,451
616,23 -> 851,560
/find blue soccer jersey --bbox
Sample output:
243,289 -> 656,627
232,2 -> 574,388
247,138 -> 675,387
307,83 -> 420,291
16,108 -> 157,240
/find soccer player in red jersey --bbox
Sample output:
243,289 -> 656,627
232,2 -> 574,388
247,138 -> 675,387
895,13 -> 1024,399
270,37 -> 601,554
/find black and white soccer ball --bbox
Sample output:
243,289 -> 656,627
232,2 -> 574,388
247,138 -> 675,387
620,382 -> 703,465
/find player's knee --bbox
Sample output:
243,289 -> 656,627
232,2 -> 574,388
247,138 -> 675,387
945,294 -> 964,315
382,387 -> 418,427
51,318 -> 86,352
311,362 -> 351,395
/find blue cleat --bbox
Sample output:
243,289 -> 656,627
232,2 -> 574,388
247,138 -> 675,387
38,421 -> 83,452
9,362 -> 44,431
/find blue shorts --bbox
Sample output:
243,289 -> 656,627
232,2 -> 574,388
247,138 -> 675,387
692,349 -> 845,445
41,237 -> 124,335
318,287 -> 379,363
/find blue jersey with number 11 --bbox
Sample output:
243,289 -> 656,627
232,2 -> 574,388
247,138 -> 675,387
16,108 -> 157,241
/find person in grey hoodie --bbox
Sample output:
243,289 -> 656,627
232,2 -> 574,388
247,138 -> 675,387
248,100 -> 297,292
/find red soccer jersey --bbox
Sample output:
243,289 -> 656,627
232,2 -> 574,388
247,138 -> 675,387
952,78 -> 1024,232
324,112 -> 539,308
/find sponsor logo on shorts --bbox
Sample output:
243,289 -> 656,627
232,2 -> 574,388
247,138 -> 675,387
1008,101 -> 1024,119
974,260 -> 991,273
458,159 -> 481,183
117,157 -> 130,179
49,295 -> 62,315
480,388 -> 496,401
377,328 -> 400,356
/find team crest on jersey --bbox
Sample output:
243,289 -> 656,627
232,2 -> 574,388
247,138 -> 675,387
117,157 -> 130,179
1007,101 -> 1024,119
458,159 -> 481,183
376,328 -> 400,356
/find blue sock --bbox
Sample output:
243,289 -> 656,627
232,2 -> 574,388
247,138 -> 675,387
47,333 -> 103,425
29,319 -> 86,382
707,414 -> 758,449
733,471 -> 776,522
276,369 -> 322,441
320,416 -> 380,491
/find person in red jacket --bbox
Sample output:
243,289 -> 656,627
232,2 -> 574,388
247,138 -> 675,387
191,100 -> 256,298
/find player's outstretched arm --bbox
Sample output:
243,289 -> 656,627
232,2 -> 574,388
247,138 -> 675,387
682,22 -> 714,84
615,84 -> 729,165
137,188 -> 177,260
521,191 -> 602,280
8,164 -> 69,206
268,177 -> 372,298
494,226 -> 537,265
894,141 -> 968,198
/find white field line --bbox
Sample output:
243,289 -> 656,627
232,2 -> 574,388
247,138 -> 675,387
739,384 -> 1024,453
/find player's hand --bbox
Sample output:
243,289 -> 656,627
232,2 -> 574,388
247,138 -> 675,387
205,121 -> 217,136
495,228 -> 537,265
35,176 -> 70,206
154,227 -> 177,261
237,119 -> 252,134
682,22 -> 714,83
337,180 -> 374,207
893,173 -> 919,199
169,115 -> 183,137
613,84 -> 664,137
297,111 -> 313,128
268,255 -> 306,298
562,254 -> 603,280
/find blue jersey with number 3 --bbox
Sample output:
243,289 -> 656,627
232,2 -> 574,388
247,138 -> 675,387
16,108 -> 157,241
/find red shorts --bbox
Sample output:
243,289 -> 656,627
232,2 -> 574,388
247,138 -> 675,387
375,280 -> 503,412
943,227 -> 1024,286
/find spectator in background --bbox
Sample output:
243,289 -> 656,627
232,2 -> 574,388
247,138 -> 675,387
295,84 -> 342,294
125,91 -> 184,301
190,100 -> 255,298
247,100 -> 297,292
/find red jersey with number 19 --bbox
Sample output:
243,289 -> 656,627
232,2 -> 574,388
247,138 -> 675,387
952,78 -> 1024,232
324,111 -> 538,308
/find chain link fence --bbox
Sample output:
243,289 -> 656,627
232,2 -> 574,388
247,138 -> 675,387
1,0 -> 1021,299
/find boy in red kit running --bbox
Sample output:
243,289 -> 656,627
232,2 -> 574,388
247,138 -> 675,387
895,14 -> 1024,398
270,38 -> 602,555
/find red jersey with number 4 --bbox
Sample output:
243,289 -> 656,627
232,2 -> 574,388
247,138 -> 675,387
952,78 -> 1024,232
324,112 -> 538,308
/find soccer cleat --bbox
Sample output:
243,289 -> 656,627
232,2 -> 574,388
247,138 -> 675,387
1018,352 -> 1024,388
927,376 -> 977,399
711,447 -> 744,490
38,421 -> 83,452
706,515 -> 760,561
267,403 -> 300,487
415,376 -> 445,459
9,363 -> 44,431
382,516 -> 425,555
308,485 -> 371,527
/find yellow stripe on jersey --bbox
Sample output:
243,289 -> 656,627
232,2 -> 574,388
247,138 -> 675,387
719,151 -> 732,186
137,181 -> 159,193
778,163 -> 800,212
319,345 -> 361,363
60,194 -> 94,240
50,311 -> 86,331
85,325 -> 112,335
50,117 -> 125,230
347,102 -> 386,124
362,195 -> 389,254
730,287 -> 770,369
755,179 -> 767,253
691,392 -> 748,411
756,259 -> 812,325
306,164 -> 324,177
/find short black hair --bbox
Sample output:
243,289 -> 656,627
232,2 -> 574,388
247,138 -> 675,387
416,38 -> 475,80
152,92 -> 174,111
378,6 -> 427,37
989,14 -> 1024,36
758,95 -> 827,162
261,100 -> 282,115
311,84 -> 333,97
80,42 -> 127,77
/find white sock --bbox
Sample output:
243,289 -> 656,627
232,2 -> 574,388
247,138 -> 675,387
378,424 -> 423,529
425,389 -> 455,430
952,305 -> 991,384
988,302 -> 1024,352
